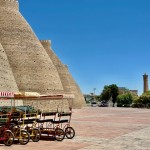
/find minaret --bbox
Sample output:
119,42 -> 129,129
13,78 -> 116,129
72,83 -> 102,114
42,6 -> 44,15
143,73 -> 149,93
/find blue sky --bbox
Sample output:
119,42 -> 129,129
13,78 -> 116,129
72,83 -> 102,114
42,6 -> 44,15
19,0 -> 150,95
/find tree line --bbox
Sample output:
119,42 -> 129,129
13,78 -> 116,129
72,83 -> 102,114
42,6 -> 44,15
95,84 -> 150,108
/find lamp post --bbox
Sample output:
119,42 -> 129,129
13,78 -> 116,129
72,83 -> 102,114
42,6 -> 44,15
93,88 -> 96,101
93,88 -> 96,95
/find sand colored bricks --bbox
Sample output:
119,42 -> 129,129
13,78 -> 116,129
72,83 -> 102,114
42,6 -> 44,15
0,43 -> 18,92
40,40 -> 86,108
0,0 -> 63,94
0,0 -> 85,109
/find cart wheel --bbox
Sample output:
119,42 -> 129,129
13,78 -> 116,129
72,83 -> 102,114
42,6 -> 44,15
19,130 -> 30,145
31,128 -> 41,142
55,128 -> 65,141
3,130 -> 14,146
65,127 -> 75,139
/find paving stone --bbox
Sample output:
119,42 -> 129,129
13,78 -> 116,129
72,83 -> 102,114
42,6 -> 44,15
1,107 -> 150,149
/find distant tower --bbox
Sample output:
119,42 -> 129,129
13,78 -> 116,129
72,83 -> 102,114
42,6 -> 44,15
143,73 -> 149,93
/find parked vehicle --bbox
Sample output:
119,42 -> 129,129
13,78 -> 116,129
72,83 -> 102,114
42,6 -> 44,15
91,101 -> 97,107
98,100 -> 108,107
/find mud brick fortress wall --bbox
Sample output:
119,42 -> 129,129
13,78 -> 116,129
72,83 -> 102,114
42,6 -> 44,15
0,43 -> 22,106
0,43 -> 18,92
0,0 -> 85,110
40,40 -> 86,108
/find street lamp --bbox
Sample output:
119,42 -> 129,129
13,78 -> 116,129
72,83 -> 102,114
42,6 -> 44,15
93,88 -> 96,95
93,88 -> 96,101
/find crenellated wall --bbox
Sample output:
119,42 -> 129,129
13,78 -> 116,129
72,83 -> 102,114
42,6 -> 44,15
0,0 -> 85,110
40,40 -> 63,66
0,1 -> 64,94
0,0 -> 19,11
40,40 -> 86,108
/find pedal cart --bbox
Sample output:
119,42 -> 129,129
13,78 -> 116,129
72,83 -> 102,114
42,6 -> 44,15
0,92 -> 75,143
35,94 -> 75,141
0,114 -> 14,146
0,93 -> 15,146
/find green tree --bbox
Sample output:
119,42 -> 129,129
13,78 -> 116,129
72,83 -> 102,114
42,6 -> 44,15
95,95 -> 101,101
109,84 -> 119,106
100,84 -> 119,106
117,93 -> 133,107
100,85 -> 111,101
134,91 -> 150,108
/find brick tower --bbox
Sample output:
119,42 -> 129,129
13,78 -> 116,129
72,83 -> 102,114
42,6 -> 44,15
143,73 -> 149,93
0,43 -> 22,106
0,0 -> 66,111
40,40 -> 86,108
0,0 -> 64,94
0,0 -> 85,109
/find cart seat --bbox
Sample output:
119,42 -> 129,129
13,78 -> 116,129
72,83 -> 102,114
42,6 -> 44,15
0,115 -> 9,118
51,119 -> 68,124
0,123 -> 6,126
11,112 -> 21,118
26,114 -> 37,117
0,122 -> 14,126
21,118 -> 38,124
10,120 -> 19,125
58,113 -> 71,117
22,120 -> 34,124
42,112 -> 57,116
22,118 -> 38,122
37,119 -> 53,123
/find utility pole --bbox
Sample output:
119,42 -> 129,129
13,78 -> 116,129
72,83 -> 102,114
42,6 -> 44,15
93,88 -> 96,101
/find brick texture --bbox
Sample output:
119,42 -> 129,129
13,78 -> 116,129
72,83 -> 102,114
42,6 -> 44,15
0,0 -> 64,94
0,0 -> 84,110
40,40 -> 86,108
0,43 -> 23,106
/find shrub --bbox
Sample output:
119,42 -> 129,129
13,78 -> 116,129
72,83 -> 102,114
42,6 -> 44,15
132,91 -> 150,108
117,93 -> 133,107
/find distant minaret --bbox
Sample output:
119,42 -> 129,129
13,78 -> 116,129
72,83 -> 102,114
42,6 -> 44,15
143,73 -> 149,93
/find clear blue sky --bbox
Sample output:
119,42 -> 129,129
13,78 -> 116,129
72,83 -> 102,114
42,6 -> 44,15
19,0 -> 150,95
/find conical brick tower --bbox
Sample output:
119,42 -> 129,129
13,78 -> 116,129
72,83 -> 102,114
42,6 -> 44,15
0,0 -> 66,111
0,0 -> 64,94
75,82 -> 86,107
40,40 -> 86,108
0,43 -> 22,106
0,43 -> 18,92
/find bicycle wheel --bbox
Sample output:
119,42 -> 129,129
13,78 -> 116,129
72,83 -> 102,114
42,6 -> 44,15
31,128 -> 41,142
65,127 -> 75,139
3,130 -> 14,146
19,130 -> 30,145
55,128 -> 65,141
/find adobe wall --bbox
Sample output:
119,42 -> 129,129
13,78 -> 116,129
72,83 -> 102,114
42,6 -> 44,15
0,43 -> 18,92
40,40 -> 86,108
75,82 -> 86,107
0,0 -> 64,94
0,0 -> 19,11
24,99 -> 70,113
0,43 -> 23,106
0,0 -> 84,110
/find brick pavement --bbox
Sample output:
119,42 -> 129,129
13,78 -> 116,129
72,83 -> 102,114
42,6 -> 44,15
1,107 -> 150,150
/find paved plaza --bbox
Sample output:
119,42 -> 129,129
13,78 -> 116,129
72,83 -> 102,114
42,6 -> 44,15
1,107 -> 150,150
